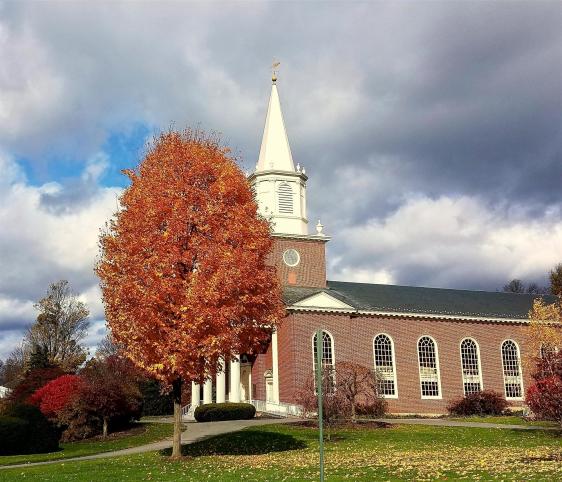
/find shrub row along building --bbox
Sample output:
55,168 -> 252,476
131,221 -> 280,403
189,75 -> 555,416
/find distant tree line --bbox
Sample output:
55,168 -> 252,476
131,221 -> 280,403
502,263 -> 562,295
0,280 -> 173,448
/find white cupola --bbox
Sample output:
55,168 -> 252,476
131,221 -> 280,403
249,74 -> 308,235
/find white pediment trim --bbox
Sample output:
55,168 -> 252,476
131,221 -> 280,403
292,292 -> 355,311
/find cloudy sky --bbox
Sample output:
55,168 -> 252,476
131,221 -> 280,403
1,1 -> 561,359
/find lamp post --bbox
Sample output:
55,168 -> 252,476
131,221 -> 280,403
316,329 -> 325,482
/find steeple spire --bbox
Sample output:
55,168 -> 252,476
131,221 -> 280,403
256,77 -> 295,172
249,71 -> 309,236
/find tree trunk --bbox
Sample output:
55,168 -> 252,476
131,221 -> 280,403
171,377 -> 183,458
351,402 -> 356,424
102,417 -> 108,438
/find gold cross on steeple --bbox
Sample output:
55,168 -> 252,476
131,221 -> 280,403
272,61 -> 280,83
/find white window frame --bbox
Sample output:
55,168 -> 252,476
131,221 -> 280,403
417,335 -> 442,400
459,337 -> 483,396
312,330 -> 336,389
312,330 -> 335,369
501,339 -> 524,401
373,333 -> 398,399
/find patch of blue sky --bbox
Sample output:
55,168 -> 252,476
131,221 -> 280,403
13,122 -> 156,188
101,122 -> 156,187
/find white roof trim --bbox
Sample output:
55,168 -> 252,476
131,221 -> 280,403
288,304 -> 528,324
292,292 -> 355,311
359,310 -> 528,323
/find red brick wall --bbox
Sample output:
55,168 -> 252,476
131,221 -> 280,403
251,353 -> 267,401
252,342 -> 273,401
278,317 -> 297,402
277,311 -> 531,414
267,236 -> 327,288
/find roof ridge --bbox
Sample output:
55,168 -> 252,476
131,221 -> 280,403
327,279 -> 554,298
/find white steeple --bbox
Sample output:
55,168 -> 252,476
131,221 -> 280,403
256,82 -> 295,172
249,73 -> 309,236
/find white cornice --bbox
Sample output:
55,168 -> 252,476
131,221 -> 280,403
248,170 -> 307,182
287,304 -> 529,324
274,233 -> 330,242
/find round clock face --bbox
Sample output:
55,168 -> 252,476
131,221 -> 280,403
283,248 -> 300,267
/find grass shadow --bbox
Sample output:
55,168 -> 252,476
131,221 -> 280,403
160,429 -> 307,457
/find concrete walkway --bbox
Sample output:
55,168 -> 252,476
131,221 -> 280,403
373,418 -> 560,431
0,418 -> 300,470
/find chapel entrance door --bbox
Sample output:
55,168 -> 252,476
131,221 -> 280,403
240,363 -> 252,401
265,377 -> 274,403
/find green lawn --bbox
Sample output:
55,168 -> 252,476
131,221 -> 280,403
448,415 -> 559,427
0,422 -> 172,466
1,422 -> 561,481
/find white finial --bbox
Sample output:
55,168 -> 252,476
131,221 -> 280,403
296,163 -> 301,172
302,167 -> 306,175
316,220 -> 324,236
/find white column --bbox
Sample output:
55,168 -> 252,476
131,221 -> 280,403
191,382 -> 200,408
272,330 -> 280,403
216,358 -> 226,403
229,355 -> 241,403
203,379 -> 213,404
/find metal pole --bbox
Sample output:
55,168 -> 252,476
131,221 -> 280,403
316,329 -> 324,482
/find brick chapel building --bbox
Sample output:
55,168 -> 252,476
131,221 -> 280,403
189,76 -> 555,416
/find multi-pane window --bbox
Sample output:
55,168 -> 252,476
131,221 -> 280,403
373,334 -> 397,397
460,338 -> 482,395
501,340 -> 523,399
540,343 -> 555,360
312,331 -> 335,390
278,183 -> 294,214
418,336 -> 441,398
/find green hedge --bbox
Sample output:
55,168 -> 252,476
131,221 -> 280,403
0,404 -> 60,455
194,402 -> 256,422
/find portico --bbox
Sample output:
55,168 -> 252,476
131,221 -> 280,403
189,350 -> 281,409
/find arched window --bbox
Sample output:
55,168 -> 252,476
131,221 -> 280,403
460,338 -> 482,395
540,343 -> 556,360
418,336 -> 441,399
373,334 -> 398,398
501,340 -> 523,399
312,330 -> 335,389
278,183 -> 294,214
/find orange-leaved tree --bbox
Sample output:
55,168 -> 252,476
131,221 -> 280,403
527,296 -> 562,366
96,129 -> 284,457
525,296 -> 562,424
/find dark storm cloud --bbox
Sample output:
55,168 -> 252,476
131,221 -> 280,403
0,1 -> 561,356
3,2 -> 560,215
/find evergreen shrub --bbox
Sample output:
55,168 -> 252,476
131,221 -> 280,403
0,404 -> 59,455
194,402 -> 256,422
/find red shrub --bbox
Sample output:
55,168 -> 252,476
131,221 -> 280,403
30,375 -> 84,418
78,355 -> 142,437
531,350 -> 562,381
526,376 -> 562,425
447,390 -> 508,416
296,370 -> 347,428
8,367 -> 65,404
355,399 -> 387,418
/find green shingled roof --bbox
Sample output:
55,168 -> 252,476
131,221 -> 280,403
283,281 -> 557,320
